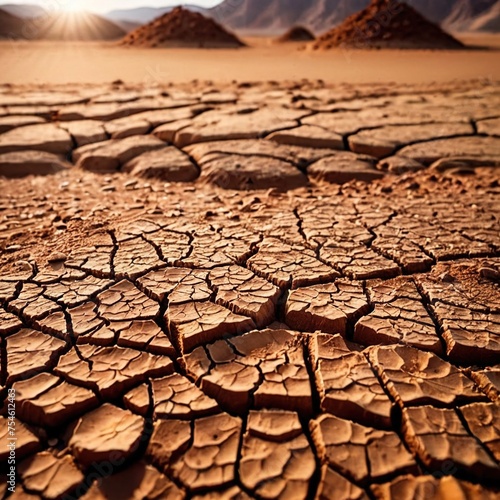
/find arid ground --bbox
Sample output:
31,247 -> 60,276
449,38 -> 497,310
0,42 -> 499,500
1,35 -> 500,84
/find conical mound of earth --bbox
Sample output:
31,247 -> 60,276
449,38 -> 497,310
34,12 -> 126,41
121,6 -> 245,48
277,26 -> 315,42
311,0 -> 464,50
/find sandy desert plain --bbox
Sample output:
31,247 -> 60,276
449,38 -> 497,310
1,34 -> 500,84
1,4 -> 500,500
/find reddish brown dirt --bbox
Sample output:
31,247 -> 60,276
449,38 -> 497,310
121,6 -> 245,48
311,0 -> 465,50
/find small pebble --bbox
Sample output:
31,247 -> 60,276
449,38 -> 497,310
16,261 -> 34,273
439,272 -> 455,283
48,252 -> 67,263
124,180 -> 138,189
446,167 -> 476,176
480,267 -> 500,282
5,244 -> 22,252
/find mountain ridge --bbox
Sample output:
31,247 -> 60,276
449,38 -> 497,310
0,3 -> 45,19
209,0 -> 500,33
469,2 -> 500,31
104,0 -> 500,33
106,4 -> 208,24
2,1 -> 499,36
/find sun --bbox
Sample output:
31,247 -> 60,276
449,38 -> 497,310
61,0 -> 85,12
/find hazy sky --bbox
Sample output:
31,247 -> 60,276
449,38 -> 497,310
0,0 -> 223,14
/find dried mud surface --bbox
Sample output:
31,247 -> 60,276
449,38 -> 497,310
0,79 -> 499,499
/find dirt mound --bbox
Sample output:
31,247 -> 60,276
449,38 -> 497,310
0,8 -> 25,39
32,12 -> 126,41
121,6 -> 245,48
277,26 -> 315,42
311,0 -> 465,50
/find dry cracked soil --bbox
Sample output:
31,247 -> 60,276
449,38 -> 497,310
0,79 -> 499,500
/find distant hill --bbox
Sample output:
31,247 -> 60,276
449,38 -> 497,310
210,0 -> 364,34
469,2 -> 500,32
0,5 -> 128,41
0,3 -> 45,19
113,19 -> 141,33
443,0 -> 500,31
277,26 -> 316,43
33,12 -> 126,41
0,7 -> 25,38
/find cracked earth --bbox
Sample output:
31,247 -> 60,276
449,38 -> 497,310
0,79 -> 499,499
